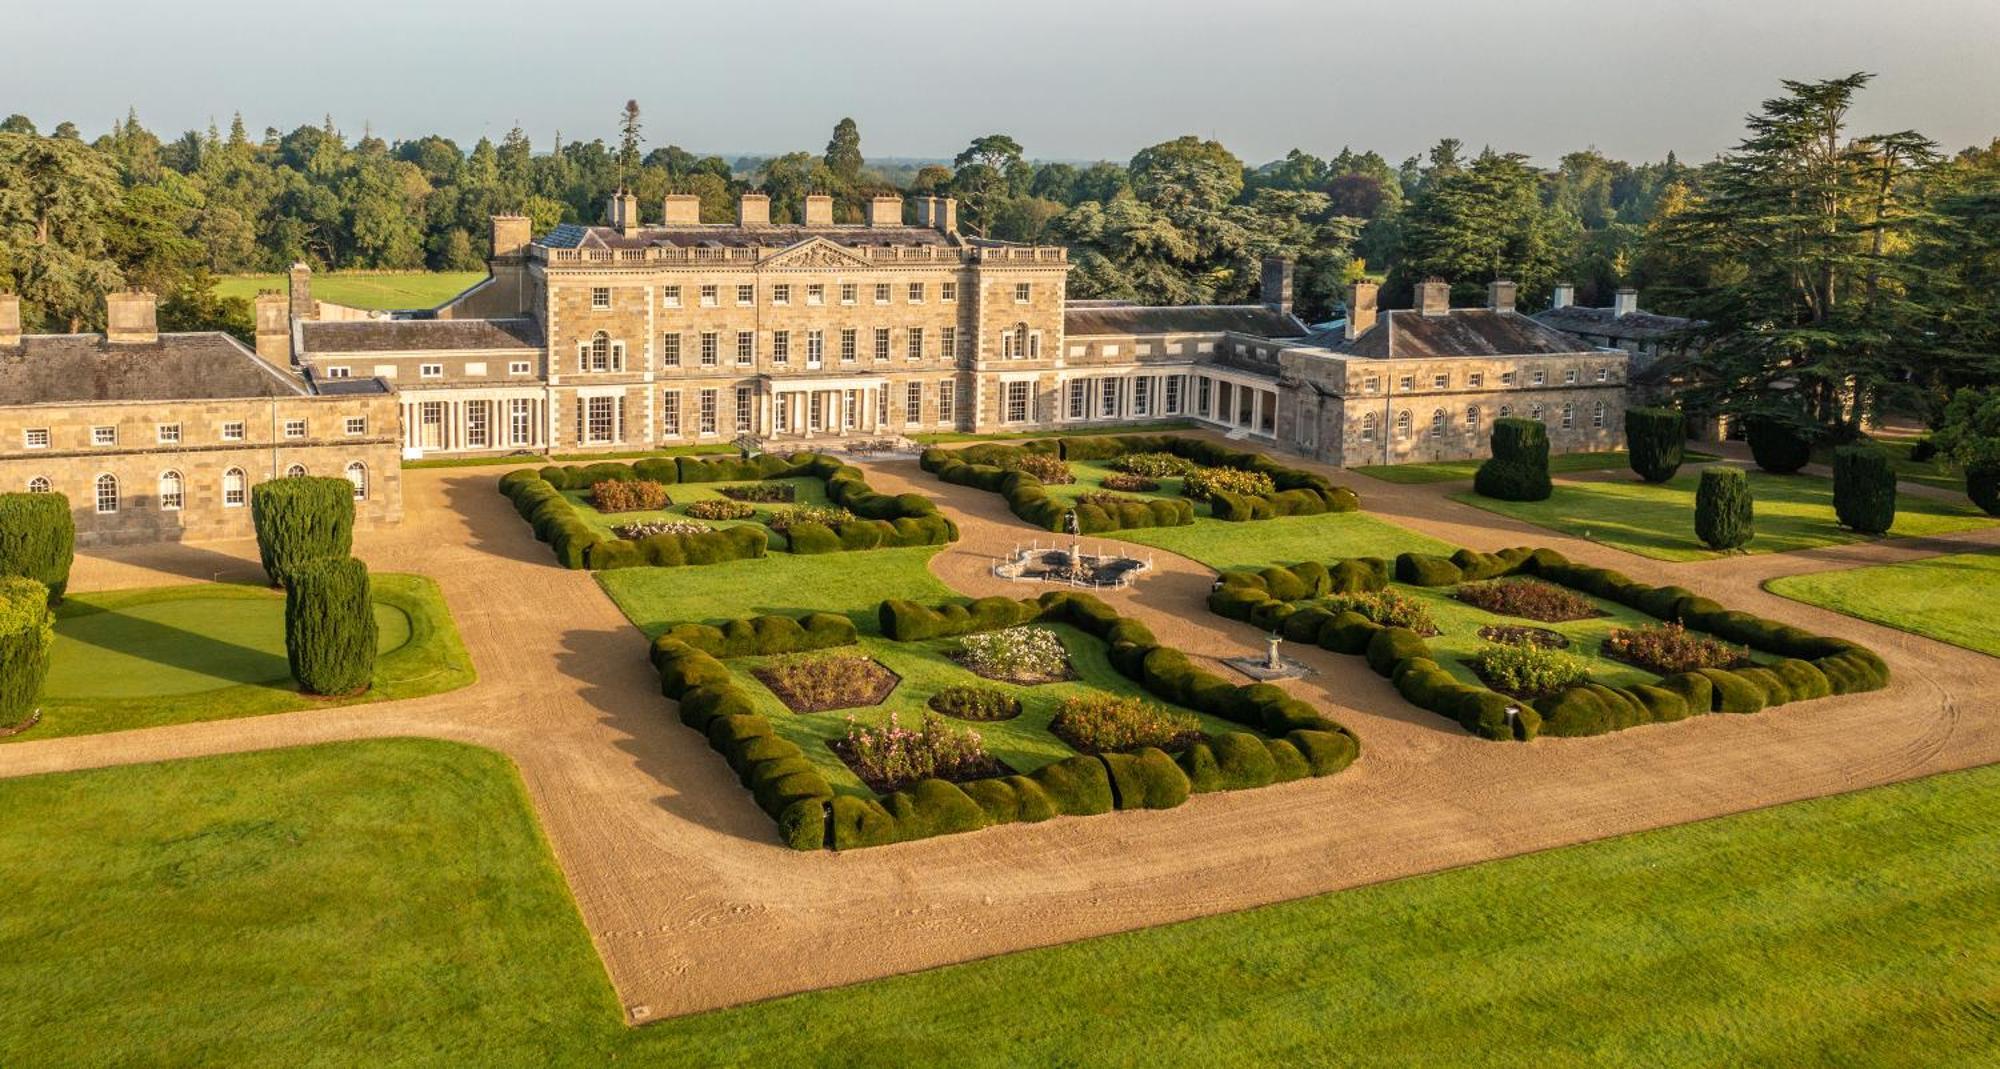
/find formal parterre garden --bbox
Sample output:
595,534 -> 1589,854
501,452 -> 956,569
1212,544 -> 1889,740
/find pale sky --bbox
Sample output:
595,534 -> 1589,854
5,0 -> 1996,166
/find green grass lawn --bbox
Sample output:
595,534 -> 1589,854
24,575 -> 474,740
1353,449 -> 1722,485
596,545 -> 957,636
1766,551 -> 2000,657
730,624 -> 1251,796
1393,582 -> 1707,692
214,271 -> 487,310
1813,434 -> 1966,494
7,741 -> 1997,1066
561,477 -> 828,547
1451,467 -> 1996,562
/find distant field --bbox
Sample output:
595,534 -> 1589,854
213,271 -> 486,311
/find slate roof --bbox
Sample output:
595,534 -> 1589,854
1063,304 -> 1308,339
1306,309 -> 1598,359
540,224 -> 958,251
1533,305 -> 1697,342
300,318 -> 543,354
0,333 -> 304,405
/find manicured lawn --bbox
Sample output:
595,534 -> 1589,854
1111,512 -> 1453,572
596,545 -> 957,636
1451,467 -> 1995,562
1353,448 -> 1720,485
1394,581 -> 1710,692
24,574 -> 474,740
6,742 -> 1997,1065
1813,434 -> 1965,494
214,271 -> 487,310
1766,551 -> 2000,657
561,477 -> 829,546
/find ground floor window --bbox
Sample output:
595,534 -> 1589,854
1164,376 -> 1183,414
27,476 -> 50,493
938,382 -> 956,424
1396,410 -> 1412,439
223,468 -> 246,507
876,388 -> 888,426
346,462 -> 368,501
1593,401 -> 1606,428
699,389 -> 718,435
736,387 -> 753,432
1466,406 -> 1481,432
1361,412 -> 1377,442
1561,404 -> 1575,430
843,389 -> 859,430
466,401 -> 489,448
95,473 -> 119,513
586,396 -> 618,444
661,391 -> 681,437
1430,409 -> 1446,439
1099,378 -> 1118,418
906,381 -> 923,422
158,470 -> 183,510
774,393 -> 791,433
509,398 -> 533,445
1197,376 -> 1212,418
1133,377 -> 1152,417
1005,381 -> 1031,423
1067,380 -> 1087,420
285,464 -> 308,478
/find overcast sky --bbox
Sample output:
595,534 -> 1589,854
5,0 -> 1996,166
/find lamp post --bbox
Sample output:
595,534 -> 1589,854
1505,705 -> 1520,737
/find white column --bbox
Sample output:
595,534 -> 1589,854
1251,389 -> 1264,434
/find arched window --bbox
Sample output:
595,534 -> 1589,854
158,470 -> 184,510
1561,403 -> 1575,430
26,477 -> 50,494
1465,406 -> 1481,431
1530,403 -> 1544,423
1395,410 -> 1412,440
1499,404 -> 1512,418
588,331 -> 610,372
345,462 -> 368,501
1014,324 -> 1030,360
223,467 -> 246,507
1360,412 -> 1377,442
284,464 -> 308,478
1430,409 -> 1446,439
1592,401 -> 1606,428
94,474 -> 119,514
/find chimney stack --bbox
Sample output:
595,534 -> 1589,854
865,194 -> 904,228
289,262 -> 317,322
105,289 -> 159,344
254,290 -> 290,363
491,214 -> 532,261
1415,278 -> 1451,318
1551,281 -> 1575,310
934,197 -> 958,234
737,192 -> 771,227
802,194 -> 834,227
661,194 -> 701,226
914,195 -> 937,228
1261,257 -> 1294,316
607,189 -> 641,236
0,294 -> 19,347
1344,281 -> 1379,342
1613,287 -> 1639,317
1487,279 -> 1517,314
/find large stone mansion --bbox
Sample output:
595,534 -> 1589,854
2,189 -> 1652,545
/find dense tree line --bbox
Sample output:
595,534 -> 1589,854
1,76 -> 1994,430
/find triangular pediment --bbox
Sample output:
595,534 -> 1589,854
759,237 -> 877,270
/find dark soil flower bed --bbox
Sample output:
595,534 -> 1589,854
1602,623 -> 1751,675
1454,578 -> 1605,623
1049,693 -> 1205,755
1100,472 -> 1162,492
927,685 -> 1022,721
825,736 -> 1014,795
1477,624 -> 1570,649
752,654 -> 901,713
717,483 -> 796,503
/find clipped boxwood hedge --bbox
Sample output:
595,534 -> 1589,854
499,452 -> 956,570
653,593 -> 1361,851
1209,545 -> 1888,741
0,575 -> 53,726
919,434 -> 1358,533
0,493 -> 74,605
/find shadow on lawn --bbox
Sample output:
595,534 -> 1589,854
54,597 -> 292,689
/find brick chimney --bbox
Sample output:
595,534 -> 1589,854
737,192 -> 771,227
1551,281 -> 1575,310
289,262 -> 317,322
865,194 -> 904,228
607,189 -> 641,236
802,194 -> 834,227
254,290 -> 290,362
1261,257 -> 1294,315
491,215 -> 532,261
1415,278 -> 1450,318
1345,281 -> 1379,342
0,293 -> 19,347
1487,279 -> 1517,314
1613,287 -> 1639,317
662,194 -> 701,226
105,290 -> 159,344
933,197 -> 958,234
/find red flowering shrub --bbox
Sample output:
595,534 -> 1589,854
1454,578 -> 1600,622
589,480 -> 671,513
1603,623 -> 1750,674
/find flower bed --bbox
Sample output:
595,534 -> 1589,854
614,520 -> 712,539
685,499 -> 756,521
1049,693 -> 1204,755
1182,466 -> 1276,502
1100,473 -> 1161,492
589,479 -> 671,513
1477,624 -> 1569,649
752,652 -> 900,713
768,505 -> 857,532
1076,491 -> 1145,509
952,626 -> 1075,685
1454,578 -> 1603,622
1603,623 -> 1750,674
1111,452 -> 1193,478
828,711 -> 1009,794
1322,589 -> 1439,636
1465,642 -> 1590,699
927,685 -> 1022,722
1012,452 -> 1076,485
717,483 -> 795,503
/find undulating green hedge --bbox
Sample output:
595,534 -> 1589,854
499,452 -> 957,570
0,575 -> 53,726
0,492 -> 74,605
653,593 -> 1360,851
284,556 -> 377,696
919,434 -> 1358,532
1209,545 -> 1888,741
250,477 -> 356,587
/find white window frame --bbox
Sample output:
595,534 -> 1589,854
284,419 -> 307,439
91,426 -> 117,446
591,287 -> 611,310
420,363 -> 444,380
345,417 -> 366,436
94,473 -> 119,513
158,470 -> 183,511
223,467 -> 246,507
23,428 -> 48,450
222,421 -> 245,442
509,360 -> 532,376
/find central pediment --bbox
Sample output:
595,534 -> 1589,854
758,237 -> 878,270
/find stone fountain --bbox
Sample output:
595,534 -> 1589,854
992,509 -> 1152,589
1225,631 -> 1312,681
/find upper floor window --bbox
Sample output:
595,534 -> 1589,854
840,282 -> 857,305
806,284 -> 825,306
772,331 -> 790,364
1500,371 -> 1517,387
661,285 -> 681,307
940,326 -> 957,359
907,282 -> 924,303
661,333 -> 681,367
1397,375 -> 1414,391
1564,368 -> 1579,385
157,423 -> 181,445
699,332 -> 718,367
1597,367 -> 1610,383
591,287 -> 611,310
907,328 -> 924,361
699,284 -> 719,308
91,426 -> 117,446
345,417 -> 367,436
221,421 -> 245,442
840,328 -> 857,363
735,284 -> 754,306
772,284 -> 791,306
874,283 -> 891,305
1014,282 -> 1031,303
1468,372 -> 1484,388
1432,373 -> 1448,390
284,419 -> 307,439
324,366 -> 352,379
873,328 -> 891,362
1532,369 -> 1547,387
509,360 -> 532,375
940,282 -> 957,303
23,428 -> 49,449
736,331 -> 755,365
421,363 -> 443,379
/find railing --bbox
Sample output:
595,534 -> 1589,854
533,242 -> 1067,267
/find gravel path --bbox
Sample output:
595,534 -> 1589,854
4,436 -> 1996,1022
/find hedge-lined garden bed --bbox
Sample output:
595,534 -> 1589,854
919,434 -> 1359,533
1210,546 -> 1889,740
499,453 -> 957,570
649,591 -> 1360,850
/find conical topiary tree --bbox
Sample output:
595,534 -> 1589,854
0,575 -> 53,727
1624,406 -> 1686,483
1832,446 -> 1896,534
1694,467 -> 1754,550
284,557 -> 377,697
1745,416 -> 1812,474
0,492 -> 74,605
1473,418 -> 1552,502
251,476 -> 356,587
